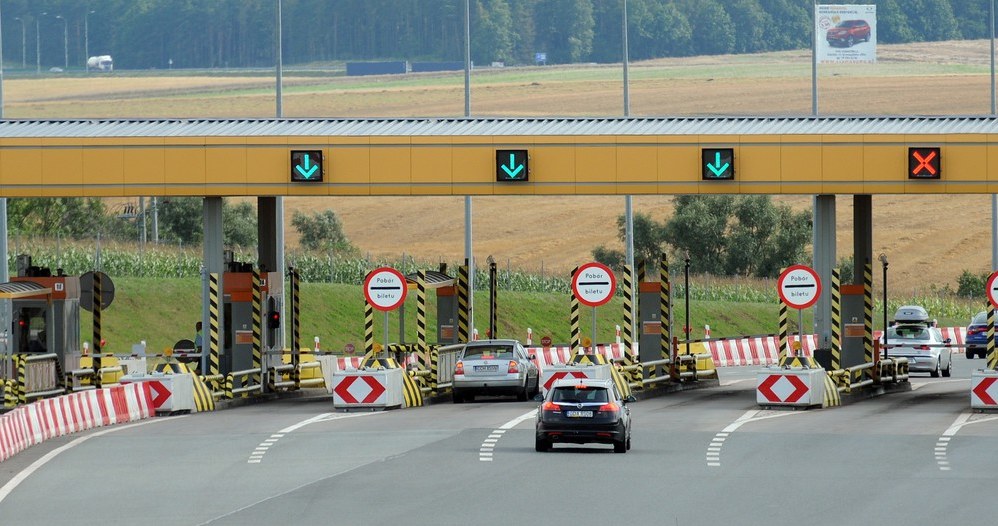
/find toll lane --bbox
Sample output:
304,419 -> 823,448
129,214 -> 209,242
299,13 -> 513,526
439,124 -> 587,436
2,367 -> 998,525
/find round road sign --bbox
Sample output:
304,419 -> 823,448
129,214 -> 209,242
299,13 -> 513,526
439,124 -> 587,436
572,262 -> 616,307
777,265 -> 822,310
540,335 -> 552,348
987,271 -> 998,308
363,267 -> 408,312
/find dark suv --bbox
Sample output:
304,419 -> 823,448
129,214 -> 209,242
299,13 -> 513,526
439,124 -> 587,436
966,311 -> 989,359
826,20 -> 871,47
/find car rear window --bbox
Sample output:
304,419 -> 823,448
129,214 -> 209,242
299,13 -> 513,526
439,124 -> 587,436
552,386 -> 609,403
972,312 -> 988,325
887,326 -> 930,340
462,345 -> 514,359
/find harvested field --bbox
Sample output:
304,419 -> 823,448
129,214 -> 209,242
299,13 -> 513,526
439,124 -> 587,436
5,40 -> 997,289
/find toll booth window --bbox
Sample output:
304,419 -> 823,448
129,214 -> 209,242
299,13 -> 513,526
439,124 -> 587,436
463,345 -> 513,359
16,308 -> 47,353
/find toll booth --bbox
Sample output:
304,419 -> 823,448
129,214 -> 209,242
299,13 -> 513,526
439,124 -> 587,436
221,260 -> 283,375
403,268 -> 460,346
3,255 -> 81,374
637,281 -> 667,363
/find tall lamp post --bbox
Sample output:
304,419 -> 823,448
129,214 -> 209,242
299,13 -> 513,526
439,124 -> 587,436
35,12 -> 46,74
879,253 -> 889,359
84,10 -> 95,71
55,15 -> 67,70
14,17 -> 24,69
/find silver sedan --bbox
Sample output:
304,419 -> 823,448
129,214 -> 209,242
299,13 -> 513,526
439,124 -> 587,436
452,339 -> 539,403
884,324 -> 952,377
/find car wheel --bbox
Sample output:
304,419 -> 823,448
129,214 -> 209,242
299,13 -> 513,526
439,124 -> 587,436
452,391 -> 463,404
626,435 -> 632,451
942,357 -> 952,377
968,349 -> 975,359
846,36 -> 855,47
614,439 -> 627,453
535,437 -> 551,452
930,359 -> 941,378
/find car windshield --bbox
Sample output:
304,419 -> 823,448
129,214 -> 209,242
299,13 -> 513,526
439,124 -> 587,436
552,386 -> 609,403
462,345 -> 513,359
887,325 -> 931,340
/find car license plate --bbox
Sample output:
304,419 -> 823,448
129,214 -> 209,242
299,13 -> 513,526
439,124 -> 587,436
566,410 -> 594,418
474,365 -> 499,372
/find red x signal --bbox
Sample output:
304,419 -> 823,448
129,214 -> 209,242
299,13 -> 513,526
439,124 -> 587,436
908,147 -> 941,179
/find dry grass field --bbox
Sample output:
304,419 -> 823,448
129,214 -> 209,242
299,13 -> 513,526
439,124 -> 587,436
3,40 -> 996,290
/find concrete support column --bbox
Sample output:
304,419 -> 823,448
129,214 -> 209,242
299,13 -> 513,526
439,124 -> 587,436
812,195 -> 836,349
203,197 -> 225,371
840,195 -> 873,368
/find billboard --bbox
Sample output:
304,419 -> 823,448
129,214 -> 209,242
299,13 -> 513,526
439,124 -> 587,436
816,4 -> 876,64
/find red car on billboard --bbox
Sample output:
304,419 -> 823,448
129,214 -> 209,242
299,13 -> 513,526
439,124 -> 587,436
826,20 -> 871,47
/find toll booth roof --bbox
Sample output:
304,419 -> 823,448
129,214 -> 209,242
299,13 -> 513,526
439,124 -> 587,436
0,281 -> 52,299
405,271 -> 454,289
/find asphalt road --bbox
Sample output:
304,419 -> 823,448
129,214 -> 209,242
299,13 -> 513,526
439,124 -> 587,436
1,356 -> 995,526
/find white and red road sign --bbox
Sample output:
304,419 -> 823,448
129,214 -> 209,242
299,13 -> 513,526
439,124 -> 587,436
572,262 -> 616,307
777,264 -> 822,310
364,267 -> 408,311
147,381 -> 171,409
986,271 -> 998,308
757,373 -> 810,403
971,373 -> 998,407
542,370 -> 587,392
333,374 -> 387,404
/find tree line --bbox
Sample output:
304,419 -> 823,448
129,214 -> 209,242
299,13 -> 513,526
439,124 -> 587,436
0,0 -> 992,71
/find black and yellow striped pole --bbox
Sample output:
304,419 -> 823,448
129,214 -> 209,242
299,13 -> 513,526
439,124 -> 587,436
830,267 -> 842,370
621,264 -> 638,383
637,259 -> 645,284
661,255 -> 678,382
92,270 -> 102,389
863,260 -> 874,368
570,267 -> 580,354
251,269 -> 263,387
416,270 -> 428,370
987,301 -> 997,370
364,299 -> 375,356
209,273 -> 220,377
457,263 -> 470,343
778,299 -> 789,361
16,354 -> 25,406
291,267 -> 301,389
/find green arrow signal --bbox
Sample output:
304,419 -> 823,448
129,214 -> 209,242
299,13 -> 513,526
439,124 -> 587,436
706,151 -> 730,177
295,153 -> 319,179
500,153 -> 525,178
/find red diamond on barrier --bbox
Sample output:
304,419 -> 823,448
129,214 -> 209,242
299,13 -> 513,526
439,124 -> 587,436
758,374 -> 809,403
543,371 -> 587,391
973,377 -> 998,406
334,375 -> 387,404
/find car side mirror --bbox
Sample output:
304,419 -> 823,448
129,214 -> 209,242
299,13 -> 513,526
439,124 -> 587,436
944,338 -> 952,344
624,395 -> 637,404
528,354 -> 536,360
533,393 -> 544,402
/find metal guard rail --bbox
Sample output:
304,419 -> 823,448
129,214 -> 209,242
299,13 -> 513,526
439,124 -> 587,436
227,367 -> 263,397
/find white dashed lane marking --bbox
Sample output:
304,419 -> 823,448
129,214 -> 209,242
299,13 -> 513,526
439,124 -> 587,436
247,412 -> 381,464
479,409 -> 537,462
706,409 -> 804,468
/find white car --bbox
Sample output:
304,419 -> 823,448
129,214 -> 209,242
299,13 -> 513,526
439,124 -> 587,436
884,323 -> 952,377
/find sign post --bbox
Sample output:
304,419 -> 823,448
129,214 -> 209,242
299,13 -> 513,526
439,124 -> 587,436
364,267 -> 408,359
777,265 -> 822,356
572,262 -> 617,350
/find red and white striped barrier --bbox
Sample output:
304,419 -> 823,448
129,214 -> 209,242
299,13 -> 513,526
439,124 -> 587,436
0,382 -> 154,463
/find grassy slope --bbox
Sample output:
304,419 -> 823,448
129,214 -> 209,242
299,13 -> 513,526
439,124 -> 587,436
87,277 -> 968,355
